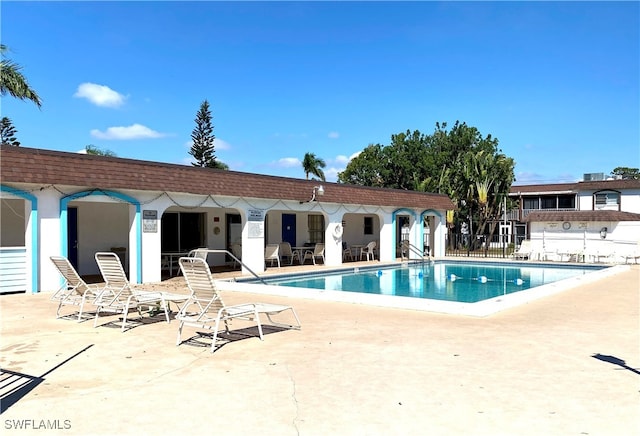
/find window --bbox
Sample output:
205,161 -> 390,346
308,214 -> 325,244
364,216 -> 373,235
522,198 -> 538,210
557,195 -> 575,209
540,196 -> 556,209
161,212 -> 206,252
595,191 -> 620,208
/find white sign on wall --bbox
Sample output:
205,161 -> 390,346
248,209 -> 264,221
143,210 -> 157,233
248,222 -> 264,238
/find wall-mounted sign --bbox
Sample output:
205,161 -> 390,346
143,210 -> 157,233
248,209 -> 264,222
248,222 -> 264,238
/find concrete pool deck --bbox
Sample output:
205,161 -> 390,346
1,260 -> 638,435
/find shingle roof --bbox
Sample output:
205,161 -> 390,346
510,179 -> 640,195
524,210 -> 640,222
0,145 -> 455,210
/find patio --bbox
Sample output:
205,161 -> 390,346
1,262 -> 638,435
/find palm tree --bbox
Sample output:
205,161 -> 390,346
302,152 -> 326,181
0,45 -> 42,108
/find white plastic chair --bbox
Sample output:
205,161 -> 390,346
302,243 -> 325,265
360,241 -> 377,261
279,242 -> 295,265
265,243 -> 281,267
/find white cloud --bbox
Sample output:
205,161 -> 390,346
74,83 -> 127,108
214,138 -> 231,150
328,131 -> 340,139
90,124 -> 165,140
278,157 -> 301,168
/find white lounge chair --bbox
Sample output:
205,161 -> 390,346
50,256 -> 102,321
93,252 -> 189,331
360,241 -> 377,261
302,243 -> 325,265
623,242 -> 640,264
512,240 -> 532,260
177,257 -> 301,352
265,243 -> 281,267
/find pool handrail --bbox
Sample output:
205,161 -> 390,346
188,249 -> 269,285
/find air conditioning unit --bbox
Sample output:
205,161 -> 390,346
583,172 -> 605,181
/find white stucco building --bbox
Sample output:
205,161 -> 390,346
0,146 -> 454,294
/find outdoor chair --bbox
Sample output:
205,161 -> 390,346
50,256 -> 102,322
623,242 -> 640,264
302,243 -> 325,265
231,243 -> 242,268
279,242 -> 295,265
360,241 -> 377,261
265,243 -> 281,267
342,242 -> 353,262
177,257 -> 301,352
400,240 -> 410,261
189,248 -> 209,262
93,252 -> 189,332
511,240 -> 532,260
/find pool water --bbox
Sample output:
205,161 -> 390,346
257,262 -> 604,303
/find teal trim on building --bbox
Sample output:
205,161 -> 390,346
1,184 -> 39,293
60,189 -> 142,283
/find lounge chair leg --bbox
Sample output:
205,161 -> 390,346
176,322 -> 184,346
212,319 -> 221,353
255,309 -> 264,341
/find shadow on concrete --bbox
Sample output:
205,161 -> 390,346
592,353 -> 640,375
1,344 -> 94,414
179,325 -> 289,353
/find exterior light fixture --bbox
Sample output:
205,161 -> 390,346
599,227 -> 608,239
301,185 -> 325,203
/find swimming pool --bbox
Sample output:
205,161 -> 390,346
221,261 -> 627,317
249,262 -> 605,303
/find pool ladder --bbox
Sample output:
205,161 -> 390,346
401,242 -> 430,263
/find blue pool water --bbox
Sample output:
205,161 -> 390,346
252,262 -> 605,303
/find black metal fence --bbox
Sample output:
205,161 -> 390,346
444,232 -> 527,259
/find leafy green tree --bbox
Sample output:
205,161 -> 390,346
0,117 -> 20,146
610,167 -> 639,180
85,144 -> 116,156
189,99 -> 226,169
0,44 -> 42,108
338,121 -> 515,249
302,152 -> 326,181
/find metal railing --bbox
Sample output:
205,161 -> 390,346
189,248 -> 268,285
401,241 -> 430,262
445,232 -> 522,259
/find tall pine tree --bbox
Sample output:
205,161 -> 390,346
189,99 -> 226,169
0,117 -> 21,146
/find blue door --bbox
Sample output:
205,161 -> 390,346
68,207 -> 78,268
282,214 -> 296,246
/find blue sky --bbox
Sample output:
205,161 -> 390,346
2,1 -> 638,184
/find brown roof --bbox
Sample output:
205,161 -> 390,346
0,145 -> 454,210
524,210 -> 640,222
510,179 -> 640,195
